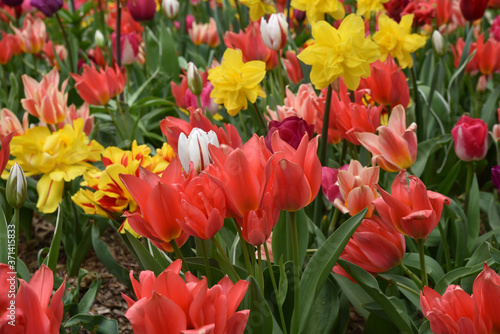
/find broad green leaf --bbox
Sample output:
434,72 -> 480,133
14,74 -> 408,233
78,275 -> 101,314
278,256 -> 288,307
334,274 -> 372,319
123,231 -> 164,275
294,208 -> 366,334
0,205 -> 8,265
481,84 -> 500,127
272,209 -> 309,266
301,278 -> 339,333
45,206 -> 63,273
467,174 -> 480,250
411,135 -> 452,178
242,277 -> 277,334
434,259 -> 494,294
379,274 -> 421,309
65,314 -> 119,334
403,253 -> 445,285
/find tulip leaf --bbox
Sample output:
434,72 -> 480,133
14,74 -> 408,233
78,274 -> 101,314
480,83 -> 500,127
45,206 -> 63,273
379,274 -> 421,309
436,160 -> 461,196
365,313 -> 401,334
184,257 -> 226,282
90,224 -> 132,290
467,174 -> 480,251
334,274 -> 372,319
402,253 -> 445,285
159,21 -> 180,79
243,276 -> 278,334
293,208 -> 366,334
301,278 -> 339,333
122,231 -> 164,276
272,209 -> 309,266
338,260 -> 416,334
444,198 -> 468,267
487,194 -> 500,230
434,259 -> 495,294
0,204 -> 7,265
411,135 -> 452,178
65,314 -> 118,334
278,256 -> 288,307
418,321 -> 433,334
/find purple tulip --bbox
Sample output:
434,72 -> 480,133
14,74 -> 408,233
265,116 -> 314,153
492,166 -> 500,194
1,0 -> 23,7
322,165 -> 348,204
30,0 -> 62,16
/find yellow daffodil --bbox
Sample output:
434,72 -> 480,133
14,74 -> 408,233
208,48 -> 266,116
372,14 -> 427,69
291,0 -> 345,23
356,0 -> 389,18
298,14 -> 380,90
7,119 -> 103,213
240,0 -> 275,22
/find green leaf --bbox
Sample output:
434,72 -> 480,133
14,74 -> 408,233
160,24 -> 180,78
294,208 -> 366,334
0,205 -> 8,265
78,275 -> 101,314
16,258 -> 30,282
272,209 -> 309,265
487,194 -> 500,230
379,274 -> 421,309
436,161 -> 460,196
278,256 -> 288,307
122,231 -> 164,275
445,199 -> 468,267
339,260 -> 415,334
411,135 -> 452,178
434,259 -> 494,294
481,84 -> 500,127
91,224 -> 132,289
242,276 -> 276,334
334,274 -> 372,319
402,253 -> 445,285
301,278 -> 339,333
418,321 -> 433,334
45,206 -> 63,273
467,174 -> 480,250
365,313 -> 401,334
65,314 -> 119,334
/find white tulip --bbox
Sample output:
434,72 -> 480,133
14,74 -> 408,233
432,30 -> 444,56
178,128 -> 219,173
162,0 -> 179,19
260,13 -> 288,51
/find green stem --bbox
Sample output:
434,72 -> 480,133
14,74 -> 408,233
289,211 -> 301,331
328,208 -> 340,235
276,54 -> 286,104
399,262 -> 423,289
257,245 -> 265,293
196,95 -> 203,112
264,242 -> 288,334
238,112 -> 249,142
437,221 -> 452,272
55,12 -> 75,72
10,209 -> 20,273
409,66 -> 423,140
212,237 -> 241,281
115,98 -> 130,141
252,102 -> 267,131
234,0 -> 246,32
416,239 -> 428,287
464,162 -> 474,216
236,223 -> 253,276
104,105 -> 126,141
170,239 -> 190,273
201,239 -> 212,286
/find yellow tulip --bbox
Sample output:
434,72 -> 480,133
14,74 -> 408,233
208,48 -> 266,116
298,14 -> 380,90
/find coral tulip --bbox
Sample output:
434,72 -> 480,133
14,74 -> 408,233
473,263 -> 500,333
127,0 -> 156,21
282,51 -> 304,84
0,108 -> 26,139
11,14 -> 47,54
460,0 -> 488,21
451,115 -> 488,162
374,170 -> 451,239
0,132 -> 13,173
71,64 -> 126,106
241,191 -> 278,246
0,32 -> 13,65
357,105 -> 417,172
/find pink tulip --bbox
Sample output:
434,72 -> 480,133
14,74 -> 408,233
373,170 -> 451,239
0,108 -> 27,139
357,105 -> 418,172
10,14 -> 47,54
451,115 -> 488,162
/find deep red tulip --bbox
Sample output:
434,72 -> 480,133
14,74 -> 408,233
451,115 -> 488,162
374,170 -> 451,239
127,0 -> 156,22
321,165 -> 348,204
460,0 -> 488,21
265,116 -> 314,152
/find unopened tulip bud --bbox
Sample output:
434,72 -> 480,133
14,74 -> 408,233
6,163 -> 27,210
95,30 -> 105,49
432,30 -> 444,56
187,62 -> 203,96
260,13 -> 288,51
162,0 -> 180,19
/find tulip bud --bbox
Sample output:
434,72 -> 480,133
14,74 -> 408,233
95,30 -> 105,49
178,128 -> 219,173
260,13 -> 288,51
432,30 -> 444,56
451,115 -> 488,162
6,163 -> 27,210
162,0 -> 180,19
187,62 -> 203,96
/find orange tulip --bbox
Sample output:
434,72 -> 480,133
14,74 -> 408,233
475,34 -> 500,75
22,67 -> 69,124
270,131 -> 321,211
357,105 -> 418,172
334,160 -> 380,217
374,170 -> 451,239
0,32 -> 13,65
11,14 -> 47,54
71,64 -> 126,106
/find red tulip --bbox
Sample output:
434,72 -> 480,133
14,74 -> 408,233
124,260 -> 250,334
282,51 -> 303,84
473,263 -> 500,333
127,0 -> 156,21
333,216 -> 405,279
451,115 -> 488,162
474,34 -> 500,75
362,55 -> 410,108
270,131 -> 321,211
112,32 -> 140,66
374,170 -> 451,239
436,0 -> 452,26
490,0 -> 500,8
460,0 -> 488,21
0,32 -> 12,65
0,264 -> 66,334
240,191 -> 279,246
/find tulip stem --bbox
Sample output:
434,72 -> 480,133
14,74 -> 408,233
238,112 -> 249,141
115,0 -> 122,69
289,211 -> 301,331
236,223 -> 253,276
170,240 -> 190,273
464,162 -> 474,216
409,66 -> 423,140
234,0 -> 246,33
437,221 -> 452,272
212,237 -> 241,281
55,12 -> 75,73
276,53 -> 286,104
328,208 -> 340,235
264,242 -> 288,334
104,105 -> 126,142
416,238 -> 428,287
116,97 -> 130,141
399,262 -> 423,289
252,102 -> 267,132
257,245 -> 265,293
201,239 -> 212,286
10,208 -> 20,274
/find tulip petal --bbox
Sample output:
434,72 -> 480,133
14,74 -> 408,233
272,159 -> 311,211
